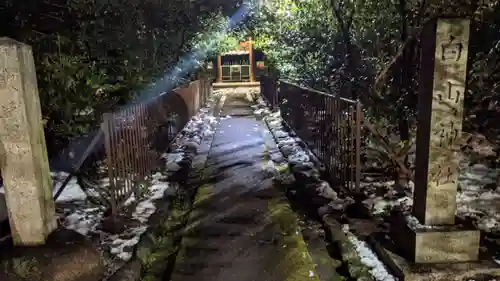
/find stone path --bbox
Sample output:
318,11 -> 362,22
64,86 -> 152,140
170,92 -> 320,281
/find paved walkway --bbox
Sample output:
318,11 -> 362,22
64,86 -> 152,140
170,92 -> 319,281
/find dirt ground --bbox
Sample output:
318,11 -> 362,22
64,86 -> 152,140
0,228 -> 110,281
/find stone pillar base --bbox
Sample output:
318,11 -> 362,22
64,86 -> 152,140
394,220 -> 480,263
372,241 -> 500,281
369,213 -> 500,281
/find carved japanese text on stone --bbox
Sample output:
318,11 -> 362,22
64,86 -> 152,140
427,19 -> 470,191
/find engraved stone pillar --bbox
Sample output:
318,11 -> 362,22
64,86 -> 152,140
0,38 -> 57,245
376,19 -> 500,280
414,18 -> 469,225
409,18 -> 480,263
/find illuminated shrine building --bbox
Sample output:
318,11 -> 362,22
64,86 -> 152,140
212,39 -> 266,84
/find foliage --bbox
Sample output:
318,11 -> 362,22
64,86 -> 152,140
0,0 -> 242,158
235,0 -> 500,179
3,0 -> 500,180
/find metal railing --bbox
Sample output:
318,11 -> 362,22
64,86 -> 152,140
53,78 -> 212,216
262,77 -> 363,192
261,75 -> 279,108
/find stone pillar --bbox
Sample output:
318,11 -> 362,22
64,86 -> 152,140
248,38 -> 255,82
414,18 -> 468,225
217,55 -> 222,83
409,17 -> 480,263
0,38 -> 57,245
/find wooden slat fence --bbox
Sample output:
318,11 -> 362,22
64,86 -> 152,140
53,78 -> 212,217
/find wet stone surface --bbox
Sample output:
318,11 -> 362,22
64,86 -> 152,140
170,93 -> 320,281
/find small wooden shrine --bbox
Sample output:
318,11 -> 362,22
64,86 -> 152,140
213,39 -> 258,87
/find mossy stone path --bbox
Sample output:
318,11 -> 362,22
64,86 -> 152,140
170,93 -> 320,281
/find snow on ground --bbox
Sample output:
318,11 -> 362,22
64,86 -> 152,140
360,179 -> 414,216
253,93 -> 500,275
253,99 -> 500,235
360,162 -> 500,234
456,163 -> 500,233
57,99 -> 220,261
60,171 -> 169,261
343,225 -> 397,281
163,152 -> 185,172
65,206 -> 103,235
103,172 -> 170,261
52,172 -> 88,202
0,171 -> 89,202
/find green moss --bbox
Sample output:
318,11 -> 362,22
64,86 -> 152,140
324,218 -> 373,280
10,256 -> 41,280
193,184 -> 213,205
276,163 -> 289,174
267,198 -> 320,281
140,186 -> 194,281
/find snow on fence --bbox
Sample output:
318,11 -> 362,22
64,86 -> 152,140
261,76 -> 363,192
53,78 -> 212,217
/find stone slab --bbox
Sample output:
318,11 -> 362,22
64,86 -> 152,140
379,246 -> 500,281
413,227 -> 480,263
390,216 -> 480,263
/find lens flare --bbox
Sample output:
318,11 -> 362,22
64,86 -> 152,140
52,1 -> 255,178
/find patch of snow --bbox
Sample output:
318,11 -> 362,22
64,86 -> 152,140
362,193 -> 413,216
107,101 -> 220,260
133,174 -> 169,223
357,154 -> 500,237
54,176 -> 87,202
108,227 -> 146,261
288,150 -> 310,164
65,207 -> 104,236
163,152 -> 185,172
344,228 -> 397,281
405,215 -> 447,230
124,192 -> 136,206
61,169 -> 170,261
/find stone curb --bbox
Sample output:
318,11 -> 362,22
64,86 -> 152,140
104,94 -> 224,281
260,113 -> 333,207
323,215 -> 374,281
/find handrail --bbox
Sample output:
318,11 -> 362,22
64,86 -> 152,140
261,75 -> 363,192
278,79 -> 358,104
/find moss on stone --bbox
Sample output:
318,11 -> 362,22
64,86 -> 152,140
276,163 -> 290,174
193,184 -> 213,205
323,216 -> 374,280
140,190 -> 192,281
9,256 -> 41,280
267,198 -> 320,281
